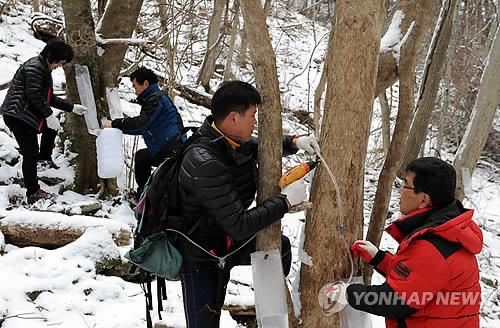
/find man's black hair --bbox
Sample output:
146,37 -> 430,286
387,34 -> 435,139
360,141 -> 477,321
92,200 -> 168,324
40,38 -> 74,64
211,80 -> 261,123
130,67 -> 158,85
406,157 -> 456,207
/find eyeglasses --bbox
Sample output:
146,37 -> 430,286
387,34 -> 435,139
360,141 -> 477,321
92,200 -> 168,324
394,178 -> 414,190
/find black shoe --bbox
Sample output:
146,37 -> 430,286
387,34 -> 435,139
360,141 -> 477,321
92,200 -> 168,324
37,159 -> 59,170
27,188 -> 52,205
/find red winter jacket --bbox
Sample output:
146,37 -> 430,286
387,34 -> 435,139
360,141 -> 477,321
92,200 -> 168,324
347,200 -> 482,328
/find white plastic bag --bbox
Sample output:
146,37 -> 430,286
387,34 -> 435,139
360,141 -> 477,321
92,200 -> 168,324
340,276 -> 373,328
105,87 -> 124,120
251,249 -> 288,328
74,64 -> 100,136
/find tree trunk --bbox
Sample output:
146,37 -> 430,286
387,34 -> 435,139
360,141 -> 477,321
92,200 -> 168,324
379,92 -> 391,155
0,216 -> 131,248
61,0 -> 101,194
238,24 -> 248,68
435,44 -> 454,158
299,1 -> 385,327
98,0 -> 144,102
364,0 -> 436,283
33,0 -> 40,12
197,0 -> 226,91
224,0 -> 240,80
97,0 -> 144,197
453,24 -> 500,200
239,0 -> 296,324
398,0 -> 458,177
313,27 -> 334,136
62,0 -> 143,196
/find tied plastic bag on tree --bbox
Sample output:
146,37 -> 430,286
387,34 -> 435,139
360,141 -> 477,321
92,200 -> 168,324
251,249 -> 288,328
106,87 -> 124,120
75,64 -> 100,136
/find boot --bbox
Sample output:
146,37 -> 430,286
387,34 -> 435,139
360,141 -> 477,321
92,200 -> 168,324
27,188 -> 52,205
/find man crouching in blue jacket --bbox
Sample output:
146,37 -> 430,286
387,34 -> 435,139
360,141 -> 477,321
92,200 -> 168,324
102,67 -> 183,196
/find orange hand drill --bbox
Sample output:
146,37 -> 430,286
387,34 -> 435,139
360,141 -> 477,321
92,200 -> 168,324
278,160 -> 319,188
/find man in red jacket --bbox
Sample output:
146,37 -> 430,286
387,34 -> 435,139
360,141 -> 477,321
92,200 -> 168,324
347,157 -> 482,327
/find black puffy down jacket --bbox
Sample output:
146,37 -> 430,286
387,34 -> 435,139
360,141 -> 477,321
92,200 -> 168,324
178,116 -> 297,262
0,55 -> 73,131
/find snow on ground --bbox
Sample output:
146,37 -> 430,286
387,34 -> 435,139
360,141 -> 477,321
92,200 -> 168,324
0,2 -> 499,328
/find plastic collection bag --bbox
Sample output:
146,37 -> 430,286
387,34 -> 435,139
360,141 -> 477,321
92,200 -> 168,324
105,87 -> 124,120
340,276 -> 373,328
74,64 -> 100,136
251,249 -> 288,328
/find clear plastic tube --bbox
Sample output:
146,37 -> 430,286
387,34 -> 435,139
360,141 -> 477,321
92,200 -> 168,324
315,152 -> 354,283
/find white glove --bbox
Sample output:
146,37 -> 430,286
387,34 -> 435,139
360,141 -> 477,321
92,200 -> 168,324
295,136 -> 321,155
73,104 -> 88,115
281,179 -> 307,207
351,240 -> 379,263
320,281 -> 349,314
46,115 -> 61,131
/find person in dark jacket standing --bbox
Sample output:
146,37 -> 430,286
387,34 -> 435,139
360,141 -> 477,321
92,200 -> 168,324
338,157 -> 482,328
101,67 -> 183,196
178,80 -> 320,327
0,39 -> 87,204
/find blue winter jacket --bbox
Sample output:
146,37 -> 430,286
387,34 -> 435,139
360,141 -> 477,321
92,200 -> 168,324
112,83 -> 182,156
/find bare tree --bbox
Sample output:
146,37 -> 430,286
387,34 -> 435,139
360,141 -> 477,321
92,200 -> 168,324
298,1 -> 385,326
61,0 -> 144,196
398,0 -> 458,177
453,24 -> 500,200
196,0 -> 226,91
364,0 -> 437,282
224,0 -> 240,80
239,0 -> 294,323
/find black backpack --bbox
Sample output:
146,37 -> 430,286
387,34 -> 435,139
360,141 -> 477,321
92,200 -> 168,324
124,127 -> 203,328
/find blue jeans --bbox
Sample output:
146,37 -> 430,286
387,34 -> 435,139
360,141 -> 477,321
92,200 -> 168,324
181,235 -> 292,328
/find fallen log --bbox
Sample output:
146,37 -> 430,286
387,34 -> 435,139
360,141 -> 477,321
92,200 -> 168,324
0,209 -> 131,249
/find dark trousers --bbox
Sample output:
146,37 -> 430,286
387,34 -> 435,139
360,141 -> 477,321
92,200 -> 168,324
3,116 -> 57,195
181,235 -> 292,328
134,148 -> 163,194
134,141 -> 179,194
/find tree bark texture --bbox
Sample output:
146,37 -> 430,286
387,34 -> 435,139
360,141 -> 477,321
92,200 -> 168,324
398,0 -> 458,177
453,24 -> 500,200
364,0 -> 436,283
299,1 -> 385,327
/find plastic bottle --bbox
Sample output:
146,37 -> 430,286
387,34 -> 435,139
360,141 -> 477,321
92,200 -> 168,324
96,128 -> 124,178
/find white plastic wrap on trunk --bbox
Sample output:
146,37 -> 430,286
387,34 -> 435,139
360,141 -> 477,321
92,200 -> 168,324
74,64 -> 100,136
340,276 -> 372,328
461,167 -> 473,196
105,87 -> 124,120
251,249 -> 288,328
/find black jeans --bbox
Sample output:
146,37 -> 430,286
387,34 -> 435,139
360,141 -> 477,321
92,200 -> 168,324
3,116 -> 57,195
181,235 -> 292,328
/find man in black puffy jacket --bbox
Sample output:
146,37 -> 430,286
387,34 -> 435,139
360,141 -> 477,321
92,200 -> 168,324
178,80 -> 320,327
0,39 -> 87,204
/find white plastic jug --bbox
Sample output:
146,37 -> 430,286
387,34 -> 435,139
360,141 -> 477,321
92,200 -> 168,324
96,128 -> 124,178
